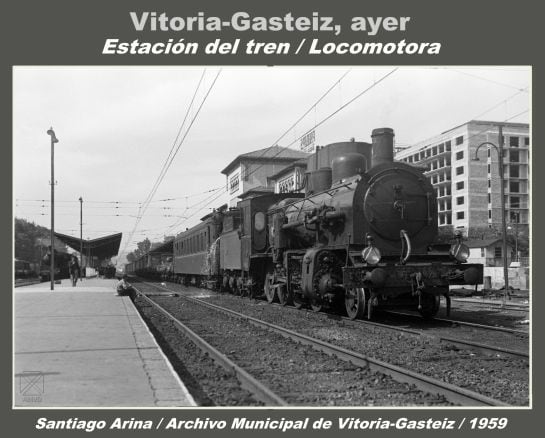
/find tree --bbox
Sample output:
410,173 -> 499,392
126,238 -> 152,261
14,218 -> 59,264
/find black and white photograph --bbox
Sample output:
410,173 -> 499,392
13,66 -> 530,408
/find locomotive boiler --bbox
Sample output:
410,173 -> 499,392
264,128 -> 482,318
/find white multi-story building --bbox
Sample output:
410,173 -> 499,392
395,120 -> 529,235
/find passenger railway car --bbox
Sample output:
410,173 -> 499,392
172,208 -> 225,285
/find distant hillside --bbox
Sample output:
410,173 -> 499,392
14,218 -> 66,264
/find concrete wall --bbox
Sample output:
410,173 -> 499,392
483,266 -> 529,290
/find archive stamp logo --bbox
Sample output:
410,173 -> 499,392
19,371 -> 44,403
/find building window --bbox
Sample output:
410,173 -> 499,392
456,166 -> 464,175
510,165 -> 520,178
413,153 -> 419,162
446,213 -> 452,224
510,196 -> 520,208
524,137 -> 529,146
420,151 -> 425,160
446,141 -> 451,152
510,181 -> 520,192
408,156 -> 413,163
494,247 -> 502,258
510,150 -> 519,163
432,175 -> 438,184
510,136 -> 519,147
446,186 -> 451,196
510,210 -> 521,222
487,164 -> 491,174
439,214 -> 445,225
432,146 -> 437,156
488,210 -> 492,219
278,175 -> 295,193
456,196 -> 464,205
456,181 -> 464,190
426,148 -> 431,157
229,173 -> 240,194
446,199 -> 451,210
455,136 -> 464,145
456,211 -> 465,220
438,143 -> 444,153
481,248 -> 485,258
488,179 -> 491,188
488,193 -> 491,204
456,151 -> 464,160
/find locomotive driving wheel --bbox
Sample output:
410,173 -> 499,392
264,273 -> 276,303
293,293 -> 305,309
277,284 -> 291,306
418,292 -> 440,319
345,287 -> 367,319
310,298 -> 323,312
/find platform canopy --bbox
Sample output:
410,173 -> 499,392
54,232 -> 122,260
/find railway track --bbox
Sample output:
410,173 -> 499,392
136,289 -> 287,406
273,304 -> 529,360
383,310 -> 529,336
137,281 -> 511,406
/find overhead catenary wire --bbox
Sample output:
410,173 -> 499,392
162,68 -> 399,235
119,69 -> 222,261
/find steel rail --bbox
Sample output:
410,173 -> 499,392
384,310 -> 529,335
271,303 -> 529,360
134,286 -> 288,406
144,282 -> 509,407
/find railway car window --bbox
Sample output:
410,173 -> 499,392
254,212 -> 266,231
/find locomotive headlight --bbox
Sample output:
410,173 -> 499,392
450,243 -> 470,263
362,246 -> 382,265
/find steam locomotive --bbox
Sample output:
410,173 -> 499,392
128,127 -> 483,319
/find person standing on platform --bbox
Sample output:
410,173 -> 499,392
68,255 -> 80,287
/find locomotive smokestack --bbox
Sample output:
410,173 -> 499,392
371,127 -> 395,167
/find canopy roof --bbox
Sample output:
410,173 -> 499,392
54,232 -> 122,259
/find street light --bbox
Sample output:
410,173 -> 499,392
472,124 -> 510,303
79,197 -> 83,277
46,127 -> 58,291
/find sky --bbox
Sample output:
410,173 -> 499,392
13,66 -> 530,264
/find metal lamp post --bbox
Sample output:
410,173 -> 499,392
472,125 -> 510,304
46,128 -> 59,290
79,197 -> 83,277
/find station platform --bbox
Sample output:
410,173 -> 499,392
14,278 -> 196,407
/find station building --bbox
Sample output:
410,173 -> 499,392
395,120 -> 530,237
221,145 -> 309,207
